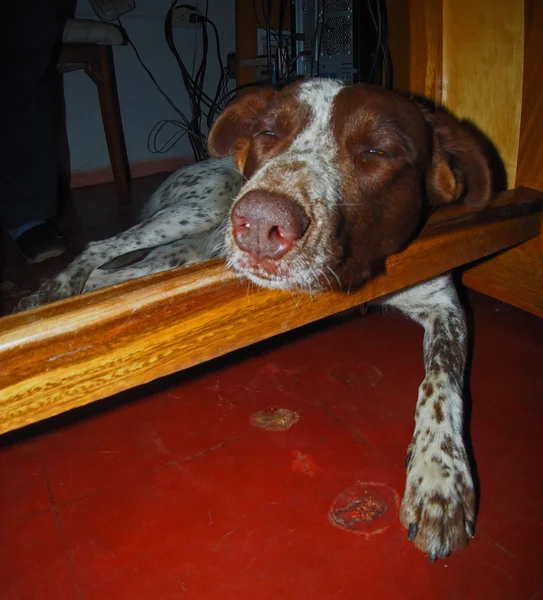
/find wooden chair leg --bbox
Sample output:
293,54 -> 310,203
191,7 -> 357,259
92,45 -> 131,202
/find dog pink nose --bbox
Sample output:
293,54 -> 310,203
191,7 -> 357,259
231,191 -> 310,259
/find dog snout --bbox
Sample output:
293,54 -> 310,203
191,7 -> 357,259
231,191 -> 310,259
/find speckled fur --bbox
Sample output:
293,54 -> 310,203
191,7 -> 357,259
380,274 -> 475,559
16,157 -> 243,309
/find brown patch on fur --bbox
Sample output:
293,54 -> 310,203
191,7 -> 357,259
327,84 -> 429,287
208,88 -> 276,158
422,382 -> 434,397
416,102 -> 492,209
433,400 -> 445,423
441,435 -> 456,458
233,139 -> 251,172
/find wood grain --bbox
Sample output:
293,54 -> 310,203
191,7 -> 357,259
441,0 -> 524,188
0,189 -> 541,435
462,236 -> 543,317
515,0 -> 543,191
408,0 -> 443,103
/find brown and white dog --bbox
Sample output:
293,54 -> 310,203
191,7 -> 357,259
18,79 -> 492,561
208,78 -> 491,561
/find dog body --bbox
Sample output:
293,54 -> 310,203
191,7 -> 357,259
17,157 -> 243,306
19,79 -> 492,561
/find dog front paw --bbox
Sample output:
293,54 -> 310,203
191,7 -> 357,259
401,439 -> 476,560
14,275 -> 79,312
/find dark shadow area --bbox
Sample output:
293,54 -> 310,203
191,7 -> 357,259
455,275 -> 482,524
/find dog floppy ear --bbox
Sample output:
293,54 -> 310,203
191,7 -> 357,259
418,102 -> 492,209
207,88 -> 275,159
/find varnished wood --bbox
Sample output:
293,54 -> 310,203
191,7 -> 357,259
441,0 -> 524,188
450,0 -> 543,310
58,43 -> 100,65
408,0 -> 443,103
462,237 -> 543,317
58,44 -> 131,202
515,0 -> 543,191
0,189 -> 540,435
94,46 -> 131,203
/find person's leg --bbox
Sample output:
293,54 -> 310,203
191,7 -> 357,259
0,0 -> 67,262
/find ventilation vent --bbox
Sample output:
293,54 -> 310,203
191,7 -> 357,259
321,15 -> 352,56
325,0 -> 351,12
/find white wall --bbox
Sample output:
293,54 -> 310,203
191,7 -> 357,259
66,0 -> 236,173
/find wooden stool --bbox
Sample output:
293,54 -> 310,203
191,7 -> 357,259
59,19 -> 131,202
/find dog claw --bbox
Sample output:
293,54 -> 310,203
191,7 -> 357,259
466,519 -> 475,538
428,551 -> 437,562
407,523 -> 418,540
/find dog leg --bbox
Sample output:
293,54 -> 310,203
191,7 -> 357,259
15,206 -> 226,311
15,159 -> 242,311
382,274 -> 476,560
82,238 -> 214,292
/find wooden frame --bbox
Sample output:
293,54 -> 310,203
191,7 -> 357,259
1,189 -> 541,434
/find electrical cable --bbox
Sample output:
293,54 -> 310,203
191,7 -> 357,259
366,0 -> 392,88
379,0 -> 393,88
164,2 -> 210,160
367,0 -> 383,83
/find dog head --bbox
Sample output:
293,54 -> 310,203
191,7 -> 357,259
208,79 -> 491,291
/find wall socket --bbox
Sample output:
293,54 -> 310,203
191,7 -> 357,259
171,7 -> 200,28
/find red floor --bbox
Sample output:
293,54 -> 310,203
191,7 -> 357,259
1,291 -> 542,599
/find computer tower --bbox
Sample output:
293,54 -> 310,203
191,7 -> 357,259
291,0 -> 384,85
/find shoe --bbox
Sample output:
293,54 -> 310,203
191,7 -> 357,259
14,222 -> 67,264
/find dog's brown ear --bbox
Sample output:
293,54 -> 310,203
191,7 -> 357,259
208,88 -> 275,158
421,105 -> 492,209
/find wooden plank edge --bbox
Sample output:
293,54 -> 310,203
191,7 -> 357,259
0,192 -> 541,434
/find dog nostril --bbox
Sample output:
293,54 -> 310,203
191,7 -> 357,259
231,191 -> 310,259
270,226 -> 284,239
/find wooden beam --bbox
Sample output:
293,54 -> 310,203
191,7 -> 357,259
0,188 -> 541,435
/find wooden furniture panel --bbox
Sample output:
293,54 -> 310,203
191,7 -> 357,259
389,0 -> 542,314
515,0 -> 543,191
457,0 -> 543,310
441,0 -> 524,189
462,237 -> 543,317
406,0 -> 443,103
1,189 -> 540,435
